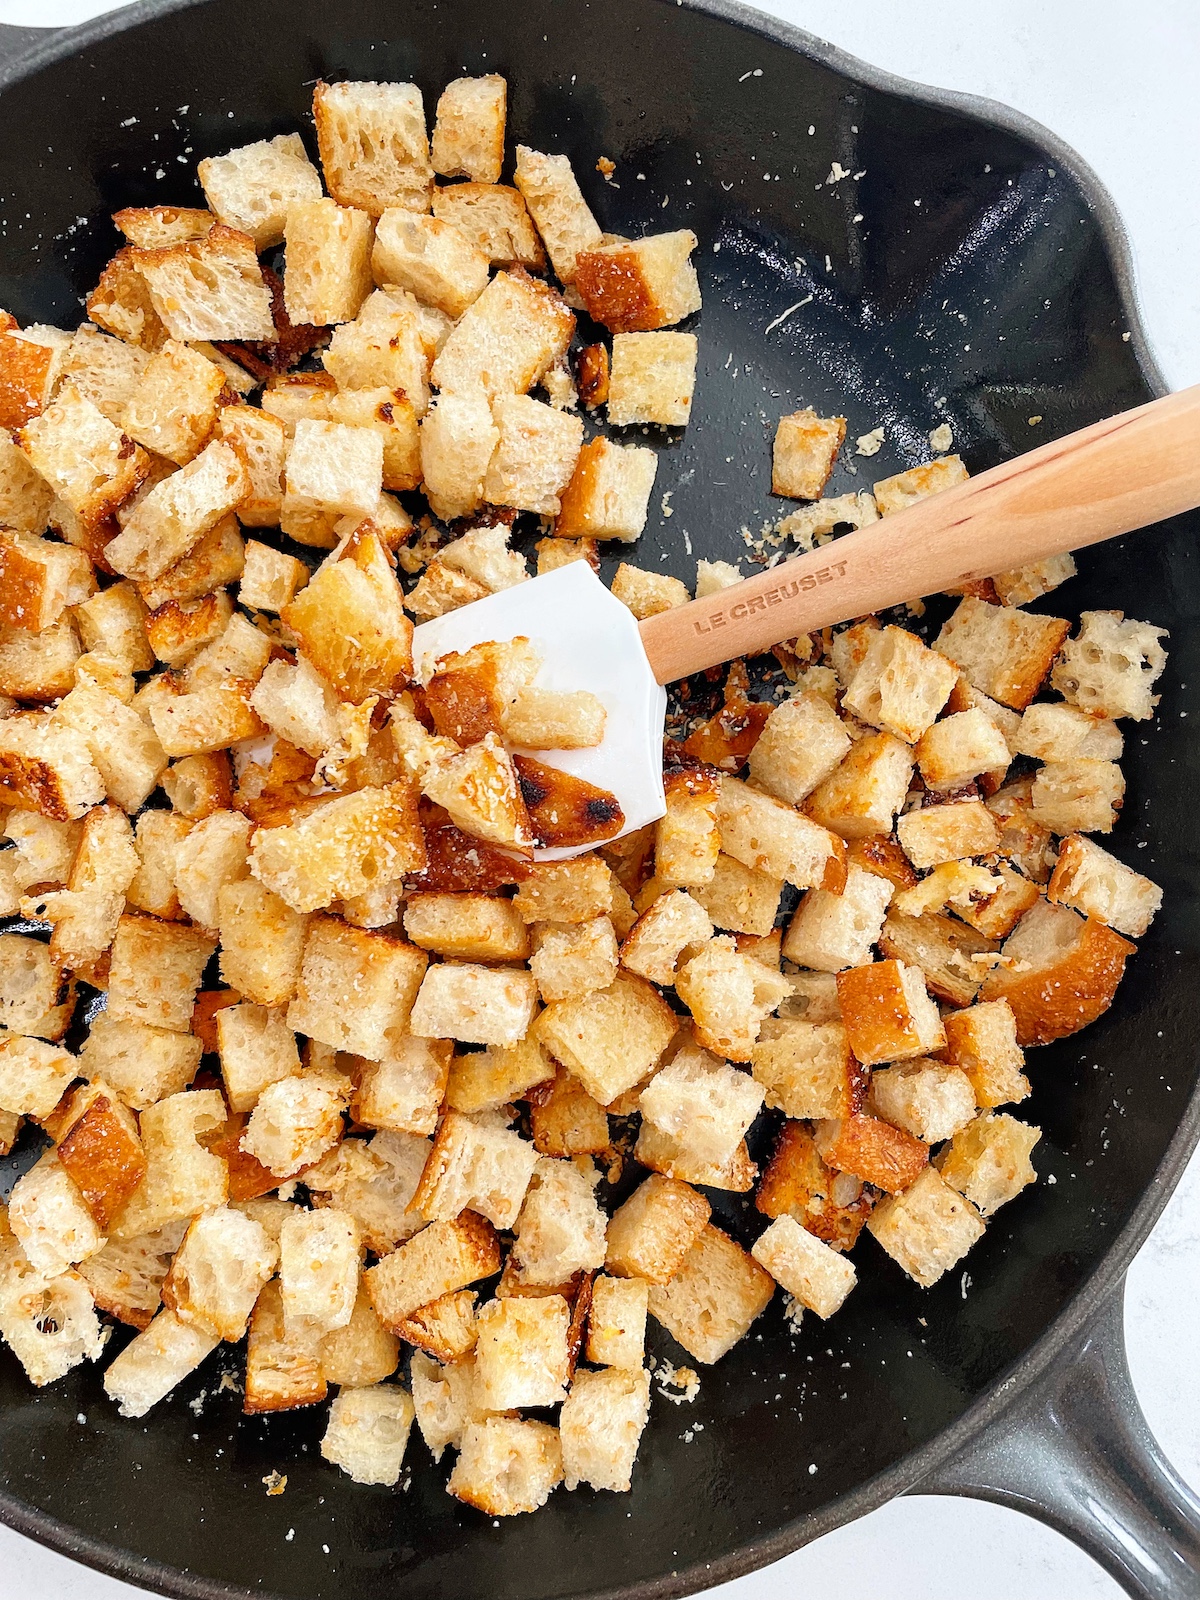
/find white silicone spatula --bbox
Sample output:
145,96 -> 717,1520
413,384 -> 1200,857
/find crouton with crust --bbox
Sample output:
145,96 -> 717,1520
836,959 -> 945,1065
164,1205 -> 277,1340
935,596 -> 1071,711
314,80 -> 433,216
432,181 -> 545,268
938,999 -> 1028,1109
242,1277 -> 326,1413
283,198 -> 375,328
198,131 -> 322,250
132,225 -> 275,342
1048,834 -> 1161,938
513,146 -> 602,286
321,1384 -> 415,1487
575,230 -> 701,333
535,972 -> 676,1105
803,731 -> 914,842
980,897 -> 1134,1045
449,1416 -> 563,1516
935,1112 -> 1040,1215
286,914 -> 428,1057
410,962 -> 539,1048
647,1222 -> 774,1364
749,1017 -> 864,1121
367,1212 -> 501,1328
877,909 -> 996,1008
771,409 -> 845,500
554,436 -> 658,542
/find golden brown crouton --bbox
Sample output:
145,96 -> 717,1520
282,530 -> 411,702
431,269 -> 575,401
771,409 -> 846,499
286,914 -> 427,1057
646,1223 -> 774,1364
979,898 -> 1134,1046
866,1165 -> 985,1287
750,1017 -> 864,1120
938,999 -> 1029,1109
132,226 -> 275,343
243,1278 -> 327,1414
835,959 -> 945,1066
366,1212 -> 501,1328
432,181 -> 545,268
605,1173 -> 711,1283
575,231 -> 701,333
448,1416 -> 563,1516
512,145 -> 602,286
249,782 -> 425,914
935,597 -> 1071,711
755,1120 -> 873,1252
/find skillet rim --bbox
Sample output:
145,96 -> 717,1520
0,3 -> 1191,1598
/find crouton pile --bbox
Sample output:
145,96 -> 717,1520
0,69 -> 1172,1518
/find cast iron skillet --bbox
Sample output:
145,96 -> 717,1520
1,3 -> 1199,1597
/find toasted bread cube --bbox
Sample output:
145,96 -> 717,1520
371,210 -> 489,319
283,418 -> 383,526
210,407 -> 284,529
282,197 -> 375,326
109,1088 -> 227,1239
318,1281 -> 401,1386
606,332 -> 697,427
215,879 -> 307,1011
78,1013 -> 200,1112
1048,834 -> 1161,938
935,596 -> 1070,711
867,1164 -> 984,1287
473,1293 -> 570,1409
0,616 -> 82,704
9,1151 -> 105,1277
429,74 -> 507,183
242,1276 -> 327,1413
0,1228 -> 105,1386
76,1221 -> 185,1330
646,1222 -> 773,1364
512,145 -> 602,286
133,225 -> 275,342
814,1112 -> 928,1194
171,807 -> 251,929
320,1384 -> 414,1486
323,289 -> 429,408
0,319 -> 70,429
836,959 -> 944,1066
409,963 -> 538,1048
529,915 -> 618,1003
936,1111 -> 1040,1216
403,892 -> 528,963
279,1206 -> 359,1337
524,1068 -> 607,1158
750,1018 -> 862,1120
513,857 -> 613,924
896,799 -> 1001,870
102,1306 -> 218,1417
869,1058 -> 976,1144
282,531 -> 412,702
510,1156 -> 607,1285
140,516 -> 245,613
843,626 -> 958,744
991,553 -> 1077,607
1051,610 -> 1168,721
877,907 -> 997,1007
15,383 -> 148,531
619,890 -> 713,985
327,386 -> 421,494
165,1206 -> 277,1341
306,1129 -> 430,1254
417,736 -> 530,851
655,766 -> 721,887
634,1120 -> 756,1192
410,1350 -> 486,1459
249,654 -> 338,758
0,1035 -> 77,1119
433,181 -> 544,268
586,1274 -> 648,1369
804,732 -> 915,841
414,1110 -> 537,1228
575,228 -> 700,333
107,914 -> 215,1033
287,915 -> 427,1057
0,529 -> 91,634
754,1119 -> 872,1251
939,999 -> 1028,1109
1029,758 -> 1124,834
449,1416 -> 563,1516
392,1286 -> 478,1362
198,132 -> 322,251
718,776 -> 846,894
872,454 -> 968,515
552,435 -> 657,544
250,781 -> 425,913
238,540 -> 308,613
916,708 -> 1011,791
216,1003 -> 301,1114
782,864 -> 892,973
1014,702 -> 1123,763
748,693 -> 851,809
160,751 -> 232,820
240,1071 -> 348,1178
0,429 -> 55,537
443,1037 -> 550,1117
604,1173 -> 710,1284
751,1214 -> 855,1318
86,248 -> 168,351
610,562 -> 689,620
980,897 -> 1134,1046
119,339 -> 225,466
144,590 -> 233,669
771,410 -> 846,499
417,392 -> 498,521
437,522 -> 531,594
557,1364 -> 651,1495
51,683 -> 167,814
260,370 -> 337,435
314,80 -> 433,216
367,1212 -> 500,1328
639,1045 -> 764,1171
56,324 -> 150,429
106,440 -> 247,585
498,687 -> 606,752
482,393 -> 583,516
3,809 -> 81,890
52,1080 -> 146,1230
951,860 -> 1042,942
674,935 -> 791,1061
0,931 -> 73,1038
535,972 -> 675,1105
350,1036 -> 449,1138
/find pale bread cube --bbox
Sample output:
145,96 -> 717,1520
1014,701 -> 1123,762
633,1121 -> 755,1193
170,807 -> 251,929
107,913 -> 215,1033
0,930 -> 75,1038
436,523 -> 530,593
106,440 -> 248,585
991,553 -> 1077,607
409,963 -> 538,1047
250,784 -> 425,914
939,999 -> 1029,1109
604,1173 -> 710,1283
749,1018 -> 861,1120
1051,610 -> 1168,721
250,655 -> 338,757
844,625 -> 958,743
835,959 -> 945,1066
782,864 -> 892,972
751,1214 -> 855,1318
0,1035 -> 76,1119
619,890 -> 713,985
980,898 -> 1134,1047
119,339 -> 224,465
675,935 -> 791,1061
78,1013 -> 201,1112
306,1130 -> 429,1255
869,1058 -> 977,1144
431,270 -> 574,401
554,436 -> 658,541
327,386 -> 421,494
418,392 -> 499,521
103,1306 -> 218,1417
1029,758 -> 1124,834
530,915 -> 619,1002
935,596 -> 1070,711
483,393 -> 584,515
323,290 -> 429,411
15,383 -> 148,527
56,324 -> 149,428
513,856 -> 613,923
867,1165 -> 985,1287
354,1036 -> 452,1138
198,131 -> 321,249
896,799 -> 1001,870
371,210 -> 489,319
916,707 -> 1011,791
586,1274 -> 648,1369
110,1089 -> 227,1239
0,620 -> 82,704
655,766 -> 722,888
243,1277 -> 327,1413
261,371 -> 336,435
610,562 -> 689,620
366,1212 -> 501,1327
0,1230 -> 104,1386
283,418 -> 383,525
321,1384 -> 415,1486
318,1283 -> 401,1387
873,454 -> 968,515
574,229 -> 701,333
279,1206 -> 360,1337
404,892 -> 529,962
534,973 -> 676,1105
314,80 -> 433,216
0,427 -> 55,534
748,692 -> 851,807
216,1003 -> 301,1114
413,1110 -> 538,1229
132,226 -> 275,342
1048,834 -> 1161,938
718,775 -> 846,891
142,518 -> 248,621
52,682 -> 167,813
217,877 -> 308,1008
638,1044 -> 763,1170
286,914 -> 427,1055
283,197 -> 375,326
474,1293 -> 571,1409
433,181 -> 544,268
238,540 -> 308,611
445,1034 -> 554,1114
935,1111 -> 1040,1215
500,686 -> 606,750
771,409 -> 845,499
879,901 -> 998,1007
431,76 -> 507,183
511,1155 -> 607,1284
560,1365 -> 652,1493
646,1222 -> 774,1364
166,1205 -> 277,1340
240,1071 -> 348,1178
73,581 -> 154,673
449,1416 -> 563,1516
410,1350 -> 486,1460
607,332 -> 697,427
3,810 -> 81,890
9,1151 -> 105,1277
512,145 -> 602,285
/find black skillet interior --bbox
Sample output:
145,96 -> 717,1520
1,2 -> 1198,1598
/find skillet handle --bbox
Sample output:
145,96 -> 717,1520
918,1275 -> 1200,1600
0,23 -> 62,74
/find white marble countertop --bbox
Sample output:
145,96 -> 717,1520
0,2 -> 1197,1596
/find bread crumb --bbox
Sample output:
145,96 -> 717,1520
928,423 -> 953,452
856,427 -> 884,456
263,1471 -> 288,1496
655,1362 -> 700,1404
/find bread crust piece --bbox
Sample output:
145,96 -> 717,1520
980,898 -> 1135,1046
813,1112 -> 928,1194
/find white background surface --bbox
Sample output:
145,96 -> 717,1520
0,1 -> 1198,1596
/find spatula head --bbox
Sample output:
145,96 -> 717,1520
411,561 -> 668,859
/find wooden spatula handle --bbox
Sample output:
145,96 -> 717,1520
638,384 -> 1200,684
